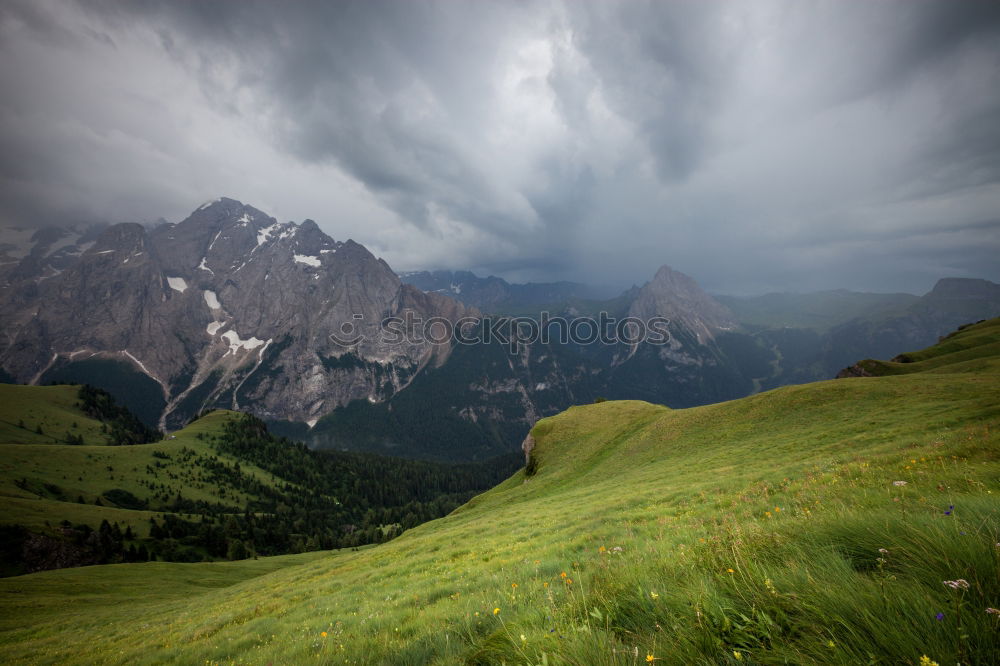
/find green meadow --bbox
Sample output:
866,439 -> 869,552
0,409 -> 290,530
1,319 -> 999,664
0,384 -> 109,446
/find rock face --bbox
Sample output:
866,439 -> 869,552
0,198 -> 475,429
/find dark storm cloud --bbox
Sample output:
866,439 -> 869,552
1,0 -> 998,293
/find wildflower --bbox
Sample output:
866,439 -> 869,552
733,651 -> 743,660
560,571 -> 567,579
646,655 -> 655,663
493,607 -> 500,615
612,546 -> 623,553
986,608 -> 1000,615
774,506 -> 781,513
827,640 -> 835,648
520,634 -> 526,642
943,579 -> 969,590
598,546 -> 606,553
878,548 -> 888,554
727,568 -> 735,573
765,511 -> 772,518
935,612 -> 945,621
543,582 -> 549,588
565,578 -> 573,584
650,592 -> 659,599
320,631 -> 327,638
919,656 -> 939,666
892,481 -> 907,486
511,583 -> 518,589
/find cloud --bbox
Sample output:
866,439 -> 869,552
1,0 -> 998,294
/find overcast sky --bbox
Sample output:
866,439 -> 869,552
1,0 -> 998,294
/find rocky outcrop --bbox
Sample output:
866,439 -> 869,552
835,363 -> 877,379
520,432 -> 536,464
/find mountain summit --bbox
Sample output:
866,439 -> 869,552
628,265 -> 735,344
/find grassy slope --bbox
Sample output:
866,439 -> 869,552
0,384 -> 108,446
0,409 -> 291,535
1,320 -> 999,664
853,319 -> 1000,376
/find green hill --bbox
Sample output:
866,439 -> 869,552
1,319 -> 999,664
0,388 -> 520,576
0,384 -> 110,446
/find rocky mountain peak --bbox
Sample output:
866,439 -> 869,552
0,198 -> 477,430
628,264 -> 734,343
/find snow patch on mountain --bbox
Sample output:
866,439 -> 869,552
203,290 -> 221,309
222,330 -> 268,355
294,254 -> 321,267
166,276 -> 188,293
256,222 -> 281,246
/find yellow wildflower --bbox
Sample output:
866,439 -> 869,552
650,591 -> 659,599
919,656 -> 939,666
320,631 -> 327,638
511,583 -> 518,589
727,568 -> 735,573
734,651 -> 742,660
493,607 -> 500,615
646,655 -> 655,663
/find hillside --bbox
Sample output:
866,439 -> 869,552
0,390 -> 520,576
0,384 -> 110,446
1,319 -> 997,663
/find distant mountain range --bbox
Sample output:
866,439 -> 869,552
2,197 -> 998,460
399,269 -> 616,314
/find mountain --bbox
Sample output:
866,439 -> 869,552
3,197 -> 998,461
0,223 -> 107,284
714,278 -> 1000,390
0,198 -> 756,460
0,198 -> 474,430
3,318 -> 997,663
301,263 -> 753,458
399,269 -> 615,313
714,289 -> 919,331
